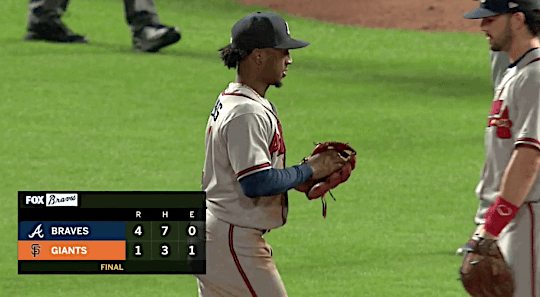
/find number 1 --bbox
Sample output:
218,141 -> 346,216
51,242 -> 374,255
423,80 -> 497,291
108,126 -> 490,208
134,244 -> 142,256
188,244 -> 196,256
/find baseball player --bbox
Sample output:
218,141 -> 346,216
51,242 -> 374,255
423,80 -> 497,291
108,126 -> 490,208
196,12 -> 349,297
461,0 -> 540,295
455,3 -> 536,257
24,0 -> 180,52
455,51 -> 511,255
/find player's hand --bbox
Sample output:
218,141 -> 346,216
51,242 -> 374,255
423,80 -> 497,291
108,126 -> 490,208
305,150 -> 347,180
457,224 -> 486,256
478,227 -> 497,240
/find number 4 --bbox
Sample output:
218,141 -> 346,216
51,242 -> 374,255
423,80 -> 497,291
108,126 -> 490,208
134,225 -> 143,237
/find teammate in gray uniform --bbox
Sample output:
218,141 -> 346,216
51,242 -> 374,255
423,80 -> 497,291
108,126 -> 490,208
462,0 -> 540,295
24,0 -> 180,52
456,50 -> 511,255
196,12 -> 348,297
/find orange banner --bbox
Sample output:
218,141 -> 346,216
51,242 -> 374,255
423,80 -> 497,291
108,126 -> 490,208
18,241 -> 126,261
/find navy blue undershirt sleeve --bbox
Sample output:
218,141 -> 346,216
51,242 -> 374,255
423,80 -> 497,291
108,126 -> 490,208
238,163 -> 313,198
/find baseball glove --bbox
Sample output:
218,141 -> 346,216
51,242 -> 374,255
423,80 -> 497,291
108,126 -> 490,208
459,236 -> 514,297
296,142 -> 357,217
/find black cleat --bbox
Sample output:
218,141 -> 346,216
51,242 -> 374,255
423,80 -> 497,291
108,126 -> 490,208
24,18 -> 87,43
132,24 -> 181,52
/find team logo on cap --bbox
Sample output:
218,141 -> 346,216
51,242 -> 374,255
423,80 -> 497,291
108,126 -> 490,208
509,2 -> 519,8
285,21 -> 290,35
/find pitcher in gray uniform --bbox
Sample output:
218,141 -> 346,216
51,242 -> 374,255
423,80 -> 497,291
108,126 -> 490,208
24,0 -> 180,52
455,50 -> 511,255
462,0 -> 540,295
196,12 -> 348,297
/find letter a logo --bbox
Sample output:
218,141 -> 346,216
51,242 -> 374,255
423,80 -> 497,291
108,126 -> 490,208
28,223 -> 45,239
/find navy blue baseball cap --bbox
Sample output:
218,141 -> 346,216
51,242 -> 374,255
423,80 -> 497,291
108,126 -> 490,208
463,0 -> 540,19
230,12 -> 310,50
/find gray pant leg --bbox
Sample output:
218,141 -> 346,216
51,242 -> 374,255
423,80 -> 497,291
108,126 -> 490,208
28,0 -> 70,22
123,0 -> 160,30
474,199 -> 491,225
497,203 -> 540,297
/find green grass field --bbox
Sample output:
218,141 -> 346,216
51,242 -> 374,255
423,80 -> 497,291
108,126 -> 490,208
2,0 -> 493,296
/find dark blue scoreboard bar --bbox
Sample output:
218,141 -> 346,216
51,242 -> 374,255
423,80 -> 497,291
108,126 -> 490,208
18,191 -> 206,274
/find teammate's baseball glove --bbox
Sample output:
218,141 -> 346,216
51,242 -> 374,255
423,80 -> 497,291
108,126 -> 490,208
459,236 -> 514,297
296,142 -> 356,217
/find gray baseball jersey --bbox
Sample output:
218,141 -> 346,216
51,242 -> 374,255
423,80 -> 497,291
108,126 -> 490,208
202,83 -> 288,231
475,49 -> 540,205
472,49 -> 540,296
490,51 -> 510,89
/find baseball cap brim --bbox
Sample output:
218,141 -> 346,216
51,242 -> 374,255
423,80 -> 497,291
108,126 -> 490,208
275,37 -> 310,49
462,7 -> 505,19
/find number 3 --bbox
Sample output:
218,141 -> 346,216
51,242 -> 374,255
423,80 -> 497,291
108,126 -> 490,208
161,244 -> 169,257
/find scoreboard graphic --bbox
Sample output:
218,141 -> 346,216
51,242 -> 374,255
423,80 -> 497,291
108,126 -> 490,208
18,191 -> 206,274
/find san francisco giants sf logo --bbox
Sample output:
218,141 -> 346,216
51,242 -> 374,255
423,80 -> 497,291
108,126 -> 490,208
30,244 -> 41,258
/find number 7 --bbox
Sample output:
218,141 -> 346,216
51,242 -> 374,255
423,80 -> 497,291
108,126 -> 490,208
161,225 -> 169,237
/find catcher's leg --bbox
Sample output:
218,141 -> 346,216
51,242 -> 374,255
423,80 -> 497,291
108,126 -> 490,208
497,202 -> 540,297
195,210 -> 287,297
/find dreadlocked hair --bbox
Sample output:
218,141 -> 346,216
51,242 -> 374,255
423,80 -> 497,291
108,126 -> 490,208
219,44 -> 253,69
523,9 -> 540,36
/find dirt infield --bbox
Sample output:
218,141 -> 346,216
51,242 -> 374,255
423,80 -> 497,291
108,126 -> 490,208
235,0 -> 483,33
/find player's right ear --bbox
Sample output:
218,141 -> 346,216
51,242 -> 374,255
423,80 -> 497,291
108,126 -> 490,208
250,49 -> 264,65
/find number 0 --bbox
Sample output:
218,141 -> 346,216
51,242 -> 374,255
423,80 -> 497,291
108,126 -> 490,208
187,226 -> 197,236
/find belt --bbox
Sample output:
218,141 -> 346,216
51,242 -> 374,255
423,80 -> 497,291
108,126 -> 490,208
229,223 -> 271,235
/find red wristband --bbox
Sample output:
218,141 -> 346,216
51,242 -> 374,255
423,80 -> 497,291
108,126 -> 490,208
484,196 -> 519,237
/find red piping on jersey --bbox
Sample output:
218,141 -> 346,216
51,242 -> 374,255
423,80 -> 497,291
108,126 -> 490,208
516,138 -> 540,147
222,92 -> 254,101
221,92 -> 280,122
527,58 -> 540,66
528,203 -> 537,297
236,163 -> 271,178
229,225 -> 258,297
